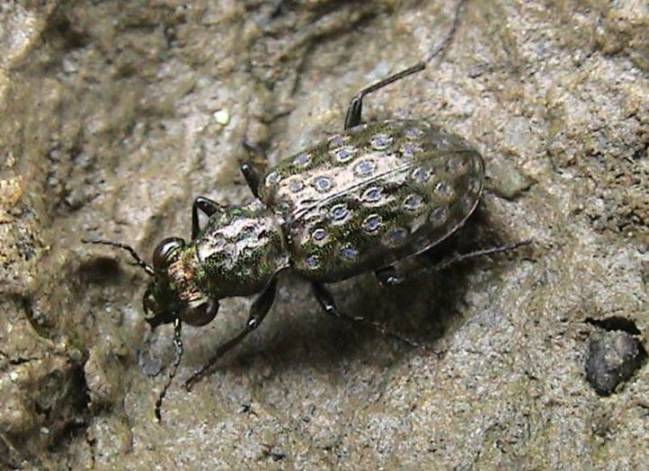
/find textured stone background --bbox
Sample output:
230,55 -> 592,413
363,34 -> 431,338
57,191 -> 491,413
1,0 -> 648,468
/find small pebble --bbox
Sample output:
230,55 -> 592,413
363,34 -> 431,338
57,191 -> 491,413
585,330 -> 647,395
214,109 -> 230,125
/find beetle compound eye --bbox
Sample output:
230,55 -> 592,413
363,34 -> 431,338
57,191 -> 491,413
181,300 -> 219,327
152,237 -> 185,271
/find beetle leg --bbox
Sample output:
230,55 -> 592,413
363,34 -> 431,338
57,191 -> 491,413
344,62 -> 425,130
192,196 -> 221,239
424,240 -> 532,273
375,240 -> 532,286
184,277 -> 278,390
312,282 -> 362,321
343,0 -> 468,130
241,141 -> 265,198
155,318 -> 183,421
311,282 -> 426,349
240,161 -> 262,199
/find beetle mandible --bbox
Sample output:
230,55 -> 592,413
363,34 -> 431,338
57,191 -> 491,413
83,0 -> 525,419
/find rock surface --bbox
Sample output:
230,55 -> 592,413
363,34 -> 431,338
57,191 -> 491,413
1,0 -> 648,468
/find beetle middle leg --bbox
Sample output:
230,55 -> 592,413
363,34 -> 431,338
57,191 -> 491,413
374,265 -> 404,286
184,276 -> 279,390
192,196 -> 221,239
240,141 -> 265,198
240,161 -> 262,199
311,282 -> 428,350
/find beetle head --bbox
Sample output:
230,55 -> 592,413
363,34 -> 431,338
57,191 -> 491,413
82,236 -> 219,329
82,235 -> 221,420
143,237 -> 219,329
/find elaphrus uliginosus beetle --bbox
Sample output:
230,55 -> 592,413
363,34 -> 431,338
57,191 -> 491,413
83,0 -> 528,419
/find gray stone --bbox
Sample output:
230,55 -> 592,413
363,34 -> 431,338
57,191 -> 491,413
586,330 -> 647,396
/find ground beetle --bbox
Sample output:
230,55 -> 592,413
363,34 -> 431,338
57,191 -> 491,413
83,0 -> 527,419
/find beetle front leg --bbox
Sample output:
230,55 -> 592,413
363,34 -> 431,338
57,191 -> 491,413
184,277 -> 278,390
192,196 -> 221,239
311,282 -> 426,349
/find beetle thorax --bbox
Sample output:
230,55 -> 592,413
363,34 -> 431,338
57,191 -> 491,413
193,201 -> 290,299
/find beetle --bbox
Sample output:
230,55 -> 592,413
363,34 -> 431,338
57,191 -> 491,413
83,0 -> 527,418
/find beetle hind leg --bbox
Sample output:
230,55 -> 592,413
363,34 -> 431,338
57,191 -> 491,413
241,141 -> 266,199
344,62 -> 425,130
311,282 -> 427,350
423,240 -> 532,273
343,0 -> 468,130
374,240 -> 532,287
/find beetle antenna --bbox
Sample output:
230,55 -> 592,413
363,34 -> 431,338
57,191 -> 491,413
82,238 -> 154,276
155,318 -> 183,421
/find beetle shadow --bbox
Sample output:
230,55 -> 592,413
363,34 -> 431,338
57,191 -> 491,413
193,205 -> 519,374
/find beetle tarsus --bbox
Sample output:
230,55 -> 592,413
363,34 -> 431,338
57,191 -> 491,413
427,239 -> 533,273
424,0 -> 468,63
375,240 -> 533,286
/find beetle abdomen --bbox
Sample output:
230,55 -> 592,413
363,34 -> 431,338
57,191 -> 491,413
258,120 -> 484,283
